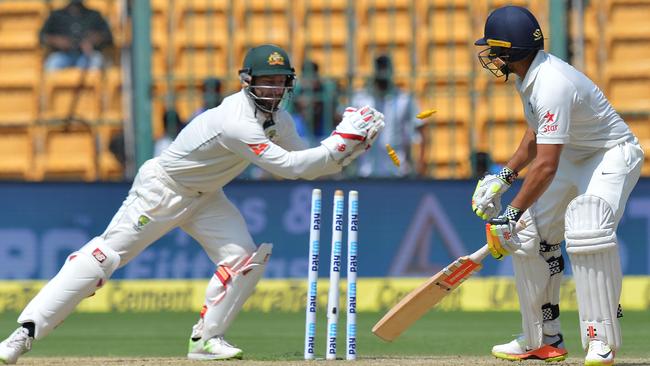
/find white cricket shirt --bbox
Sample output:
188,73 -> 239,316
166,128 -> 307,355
158,90 -> 341,192
516,51 -> 635,160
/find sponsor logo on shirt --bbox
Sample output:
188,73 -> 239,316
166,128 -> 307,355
92,248 -> 107,263
249,143 -> 270,156
541,111 -> 558,133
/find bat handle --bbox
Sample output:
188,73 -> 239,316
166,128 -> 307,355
469,244 -> 490,263
470,219 -> 527,263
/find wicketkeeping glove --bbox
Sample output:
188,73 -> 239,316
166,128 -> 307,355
472,167 -> 518,220
485,205 -> 523,259
321,105 -> 380,164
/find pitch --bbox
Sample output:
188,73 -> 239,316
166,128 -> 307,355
1,310 -> 648,365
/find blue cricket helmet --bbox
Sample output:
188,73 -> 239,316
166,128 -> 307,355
475,5 -> 544,55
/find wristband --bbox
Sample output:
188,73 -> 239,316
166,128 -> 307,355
497,167 -> 518,185
504,205 -> 523,222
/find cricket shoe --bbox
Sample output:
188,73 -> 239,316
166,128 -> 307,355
492,333 -> 568,362
0,327 -> 33,365
584,340 -> 614,366
187,336 -> 243,360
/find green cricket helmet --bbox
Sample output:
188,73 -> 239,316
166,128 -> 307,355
238,44 -> 296,113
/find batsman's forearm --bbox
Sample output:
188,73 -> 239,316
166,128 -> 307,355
510,160 -> 556,210
506,128 -> 537,173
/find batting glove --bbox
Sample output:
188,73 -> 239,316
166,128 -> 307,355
485,205 -> 523,259
472,167 -> 518,220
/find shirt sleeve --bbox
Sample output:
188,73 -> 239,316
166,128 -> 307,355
220,121 -> 341,180
534,76 -> 576,145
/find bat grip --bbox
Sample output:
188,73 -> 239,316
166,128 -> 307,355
469,220 -> 528,263
469,244 -> 490,263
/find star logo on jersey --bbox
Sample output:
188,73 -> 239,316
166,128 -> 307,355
248,143 -> 269,156
267,52 -> 285,66
541,111 -> 558,133
544,111 -> 555,123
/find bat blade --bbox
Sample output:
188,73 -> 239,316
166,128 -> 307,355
371,255 -> 483,342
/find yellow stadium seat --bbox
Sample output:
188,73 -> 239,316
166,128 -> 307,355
102,67 -> 124,124
173,37 -> 231,80
0,1 -> 46,38
419,90 -> 472,126
419,8 -> 472,45
420,121 -> 471,178
356,0 -> 412,24
482,120 -> 527,164
606,77 -> 650,112
357,11 -> 412,47
624,115 -> 650,142
34,128 -> 97,181
0,79 -> 38,126
294,0 -> 348,20
606,1 -> 650,40
299,12 -> 348,47
233,0 -> 291,18
41,68 -> 102,123
604,40 -> 650,79
416,40 -> 474,83
0,126 -> 35,180
480,88 -> 526,123
297,45 -> 349,80
96,124 -> 124,181
0,49 -> 42,83
233,12 -> 291,64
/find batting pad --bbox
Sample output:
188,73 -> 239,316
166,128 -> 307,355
203,243 -> 272,339
565,195 -> 622,350
512,212 -> 550,350
18,239 -> 120,339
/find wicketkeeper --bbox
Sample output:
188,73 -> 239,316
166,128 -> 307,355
472,6 -> 644,366
0,44 -> 385,364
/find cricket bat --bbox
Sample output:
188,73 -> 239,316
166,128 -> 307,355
372,218 -> 528,342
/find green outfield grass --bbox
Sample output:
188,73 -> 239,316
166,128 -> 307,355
1,310 -> 648,360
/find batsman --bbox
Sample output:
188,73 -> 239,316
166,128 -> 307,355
472,6 -> 644,366
0,44 -> 384,364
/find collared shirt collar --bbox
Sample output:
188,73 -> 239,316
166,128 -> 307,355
516,50 -> 547,92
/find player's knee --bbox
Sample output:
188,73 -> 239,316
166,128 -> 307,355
565,195 -> 617,253
77,238 -> 121,278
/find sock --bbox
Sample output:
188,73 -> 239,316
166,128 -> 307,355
21,322 -> 35,338
543,333 -> 564,348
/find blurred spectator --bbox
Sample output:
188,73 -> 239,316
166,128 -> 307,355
154,109 -> 184,157
289,60 -> 340,145
39,0 -> 113,71
190,77 -> 224,120
350,54 -> 425,178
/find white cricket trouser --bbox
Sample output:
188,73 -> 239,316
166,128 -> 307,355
527,139 -> 644,243
101,158 -> 256,268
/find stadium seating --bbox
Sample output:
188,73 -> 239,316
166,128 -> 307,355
41,69 -> 102,123
0,126 -> 35,180
34,127 -> 97,181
